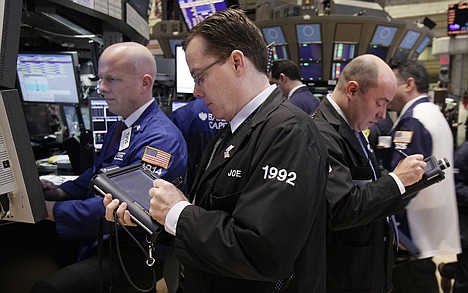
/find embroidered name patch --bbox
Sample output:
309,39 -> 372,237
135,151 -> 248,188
142,146 -> 171,169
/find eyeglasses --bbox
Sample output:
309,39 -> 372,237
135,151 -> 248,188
192,53 -> 231,86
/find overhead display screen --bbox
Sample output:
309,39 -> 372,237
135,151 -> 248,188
370,25 -> 398,46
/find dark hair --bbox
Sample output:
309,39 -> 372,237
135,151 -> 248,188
181,8 -> 268,74
270,59 -> 302,81
390,59 -> 429,93
336,55 -> 379,95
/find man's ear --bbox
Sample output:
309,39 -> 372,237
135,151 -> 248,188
231,50 -> 244,71
280,73 -> 287,83
346,81 -> 359,99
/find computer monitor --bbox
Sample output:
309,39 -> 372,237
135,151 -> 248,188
62,105 -> 81,137
89,99 -> 123,152
448,3 -> 468,35
262,26 -> 287,45
331,62 -> 348,80
333,43 -> 357,62
16,52 -> 81,104
175,45 -> 195,95
370,25 -> 398,47
296,24 -> 321,43
0,89 -> 47,223
0,0 -> 22,89
367,44 -> 389,60
399,30 -> 421,49
271,45 -> 288,60
415,36 -> 431,55
300,62 -> 323,81
178,0 -> 233,30
298,43 -> 322,62
22,104 -> 51,139
391,48 -> 412,65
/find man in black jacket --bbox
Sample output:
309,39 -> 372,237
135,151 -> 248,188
312,54 -> 427,293
105,8 -> 329,293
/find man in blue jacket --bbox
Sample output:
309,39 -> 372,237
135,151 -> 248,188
269,59 -> 320,114
32,42 -> 188,292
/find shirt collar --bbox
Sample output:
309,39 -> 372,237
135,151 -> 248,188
122,99 -> 153,127
230,84 -> 276,133
326,94 -> 352,127
287,84 -> 306,99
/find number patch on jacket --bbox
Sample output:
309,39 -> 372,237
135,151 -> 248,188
261,165 -> 296,186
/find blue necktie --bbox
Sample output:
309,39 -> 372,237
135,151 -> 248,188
355,131 -> 399,246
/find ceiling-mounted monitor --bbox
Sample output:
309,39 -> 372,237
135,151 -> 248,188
333,43 -> 357,62
399,30 -> 421,49
448,2 -> 468,35
298,43 -> 322,62
415,36 -> 431,55
300,62 -> 322,81
367,44 -> 389,60
178,0 -> 237,30
370,25 -> 398,46
296,24 -> 321,43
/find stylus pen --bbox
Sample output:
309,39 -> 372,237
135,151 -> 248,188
396,148 -> 409,158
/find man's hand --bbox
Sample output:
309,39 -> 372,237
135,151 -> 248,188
40,179 -> 68,201
103,194 -> 137,227
393,154 -> 427,186
149,179 -> 188,225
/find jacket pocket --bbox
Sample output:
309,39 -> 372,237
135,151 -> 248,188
209,190 -> 241,214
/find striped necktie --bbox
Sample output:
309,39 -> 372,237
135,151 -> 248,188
106,121 -> 127,157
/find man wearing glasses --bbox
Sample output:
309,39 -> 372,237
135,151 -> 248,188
105,8 -> 329,293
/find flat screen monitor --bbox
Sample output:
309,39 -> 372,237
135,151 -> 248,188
296,24 -> 321,43
22,104 -> 50,138
16,52 -> 81,104
0,0 -> 22,89
333,43 -> 357,62
62,105 -> 81,137
300,62 -> 322,81
367,44 -> 389,60
448,3 -> 468,35
298,43 -> 322,62
271,45 -> 288,60
331,62 -> 347,80
370,25 -> 398,46
0,89 -> 47,223
391,48 -> 411,65
178,0 -> 230,30
175,46 -> 195,94
415,36 -> 431,54
262,26 -> 287,45
90,99 -> 123,152
399,30 -> 421,49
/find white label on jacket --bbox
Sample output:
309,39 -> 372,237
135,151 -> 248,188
261,165 -> 296,186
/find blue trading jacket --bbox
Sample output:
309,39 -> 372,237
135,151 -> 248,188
54,100 -> 187,259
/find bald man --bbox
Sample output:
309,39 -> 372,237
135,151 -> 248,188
32,42 -> 188,292
312,54 -> 427,293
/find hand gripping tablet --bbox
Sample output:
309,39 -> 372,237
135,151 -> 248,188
92,163 -> 162,237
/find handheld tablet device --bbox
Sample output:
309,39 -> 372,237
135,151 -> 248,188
92,164 -> 162,237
